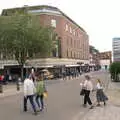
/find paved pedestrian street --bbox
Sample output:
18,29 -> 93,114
82,104 -> 120,120
0,71 -> 113,120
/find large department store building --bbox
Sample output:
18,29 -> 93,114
1,5 -> 90,75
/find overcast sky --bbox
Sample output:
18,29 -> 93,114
0,0 -> 120,52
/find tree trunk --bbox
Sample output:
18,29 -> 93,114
21,65 -> 24,81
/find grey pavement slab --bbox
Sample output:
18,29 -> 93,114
81,104 -> 120,120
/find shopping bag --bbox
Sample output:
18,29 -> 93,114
43,92 -> 48,98
80,89 -> 85,96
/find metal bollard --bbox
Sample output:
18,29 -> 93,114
16,81 -> 20,91
0,83 -> 3,93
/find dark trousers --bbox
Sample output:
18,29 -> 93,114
24,95 -> 36,112
0,80 -> 2,85
84,90 -> 92,105
36,94 -> 44,109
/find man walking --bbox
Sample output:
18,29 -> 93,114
23,77 -> 37,115
83,75 -> 94,109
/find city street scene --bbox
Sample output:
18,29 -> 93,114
0,0 -> 120,120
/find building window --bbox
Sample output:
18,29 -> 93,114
3,53 -> 7,59
72,51 -> 74,58
65,24 -> 68,31
78,53 -> 79,58
76,32 -> 78,36
71,38 -> 72,47
79,52 -> 81,59
67,37 -> 69,46
51,19 -> 56,28
67,39 -> 68,46
71,51 -> 72,58
67,49 -> 69,57
70,27 -> 72,33
13,54 -> 15,59
0,53 -> 3,60
73,29 -> 75,36
77,41 -> 78,48
74,52 -> 76,58
79,34 -> 82,38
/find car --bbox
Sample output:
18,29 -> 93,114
41,69 -> 54,80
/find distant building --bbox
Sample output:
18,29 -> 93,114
89,45 -> 100,65
89,51 -> 112,69
112,38 -> 120,62
89,53 -> 100,65
99,51 -> 111,61
99,51 -> 112,69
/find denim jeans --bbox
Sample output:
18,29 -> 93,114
36,94 -> 44,109
24,95 -> 36,113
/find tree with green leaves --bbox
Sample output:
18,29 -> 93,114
89,45 -> 99,54
0,14 -> 55,79
109,62 -> 120,82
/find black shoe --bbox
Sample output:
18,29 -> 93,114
24,109 -> 27,112
33,112 -> 38,115
83,104 -> 87,108
96,104 -> 101,107
104,102 -> 106,106
89,105 -> 94,109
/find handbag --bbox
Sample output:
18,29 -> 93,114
43,91 -> 48,98
80,89 -> 85,96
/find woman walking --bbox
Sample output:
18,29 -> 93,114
96,79 -> 108,106
36,75 -> 47,111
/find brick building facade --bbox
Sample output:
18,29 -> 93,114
39,10 -> 89,60
0,5 -> 90,76
2,5 -> 89,61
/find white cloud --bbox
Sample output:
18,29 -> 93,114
0,0 -> 120,52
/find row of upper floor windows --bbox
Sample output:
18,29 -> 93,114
65,37 -> 88,49
113,41 -> 120,45
66,50 -> 88,59
65,24 -> 84,38
50,19 -> 87,40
